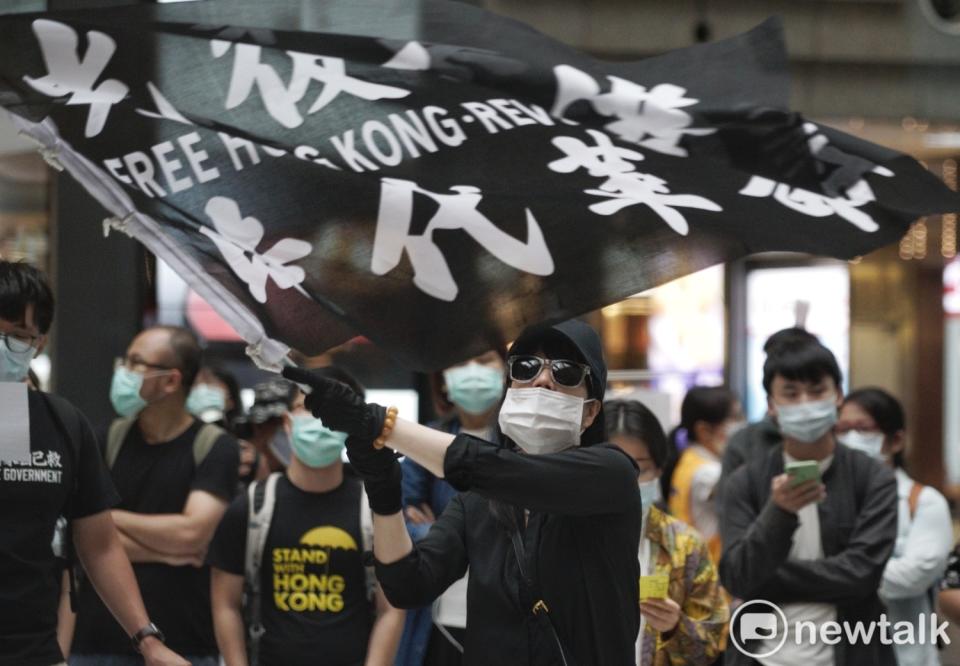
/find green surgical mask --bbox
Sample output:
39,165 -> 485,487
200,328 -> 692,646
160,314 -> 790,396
187,383 -> 227,422
443,363 -> 504,415
291,415 -> 347,468
109,367 -> 148,417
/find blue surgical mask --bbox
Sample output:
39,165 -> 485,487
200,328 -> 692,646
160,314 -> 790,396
0,344 -> 34,383
444,363 -> 505,415
638,478 -> 661,527
187,384 -> 227,422
110,367 -> 147,417
291,415 -> 347,468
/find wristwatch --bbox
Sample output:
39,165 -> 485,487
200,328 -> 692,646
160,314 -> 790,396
131,623 -> 165,653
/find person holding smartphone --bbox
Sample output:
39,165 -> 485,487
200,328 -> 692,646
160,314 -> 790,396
719,338 -> 898,666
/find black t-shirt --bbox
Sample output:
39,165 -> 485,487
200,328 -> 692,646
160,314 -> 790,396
72,419 -> 239,657
0,391 -> 118,666
207,474 -> 371,666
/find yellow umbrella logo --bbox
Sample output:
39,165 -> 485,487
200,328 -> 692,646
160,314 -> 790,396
300,526 -> 358,551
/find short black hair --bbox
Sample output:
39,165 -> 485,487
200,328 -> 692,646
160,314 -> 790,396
843,387 -> 906,468
152,326 -> 202,391
763,327 -> 819,354
604,399 -> 668,468
680,386 -> 737,435
0,260 -> 54,333
763,339 -> 842,394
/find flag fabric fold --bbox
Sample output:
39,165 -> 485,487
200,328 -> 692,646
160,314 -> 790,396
0,0 -> 956,370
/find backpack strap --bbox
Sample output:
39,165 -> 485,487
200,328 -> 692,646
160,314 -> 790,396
106,417 -> 137,469
359,486 -> 376,603
909,482 -> 925,521
244,472 -> 281,666
38,392 -> 84,612
193,423 -> 226,468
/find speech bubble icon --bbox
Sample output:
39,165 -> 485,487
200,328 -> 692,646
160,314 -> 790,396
740,612 -> 778,641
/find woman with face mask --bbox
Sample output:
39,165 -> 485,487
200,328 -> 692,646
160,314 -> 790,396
837,388 -> 952,666
186,365 -> 242,427
283,320 -> 641,666
396,350 -> 506,666
606,399 -> 728,666
667,386 -> 742,566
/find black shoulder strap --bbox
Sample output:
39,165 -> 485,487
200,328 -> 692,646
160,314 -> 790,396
509,523 -> 573,666
37,392 -> 82,612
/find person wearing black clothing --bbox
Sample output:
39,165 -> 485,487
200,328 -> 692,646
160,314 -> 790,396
208,367 -> 403,666
71,326 -> 239,666
0,261 -> 188,666
284,319 -> 641,666
719,339 -> 897,666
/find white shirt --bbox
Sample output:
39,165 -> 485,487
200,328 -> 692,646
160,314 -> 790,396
687,445 -> 721,545
879,468 -> 952,666
759,453 -> 836,666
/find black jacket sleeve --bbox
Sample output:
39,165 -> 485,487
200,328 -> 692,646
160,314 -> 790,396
442,434 -> 638,517
769,464 -> 898,605
374,493 -> 469,608
718,465 -> 798,600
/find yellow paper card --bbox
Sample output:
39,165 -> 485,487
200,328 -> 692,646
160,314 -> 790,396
639,574 -> 669,601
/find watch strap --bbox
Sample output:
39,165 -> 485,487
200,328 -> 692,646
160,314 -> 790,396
131,622 -> 165,652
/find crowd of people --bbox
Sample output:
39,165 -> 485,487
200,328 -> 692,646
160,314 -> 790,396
3,257 -> 960,666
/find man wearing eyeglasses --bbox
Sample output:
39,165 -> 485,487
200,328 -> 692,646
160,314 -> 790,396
0,261 -> 189,666
284,319 -> 641,666
70,326 -> 239,666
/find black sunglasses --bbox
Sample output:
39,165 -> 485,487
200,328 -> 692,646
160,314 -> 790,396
507,355 -> 590,388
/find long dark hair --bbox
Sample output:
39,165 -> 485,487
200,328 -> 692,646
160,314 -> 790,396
680,386 -> 737,437
662,386 -> 737,500
603,399 -> 668,468
843,387 -> 906,468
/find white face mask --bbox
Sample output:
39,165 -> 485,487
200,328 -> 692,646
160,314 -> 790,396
775,395 -> 838,444
837,430 -> 885,460
498,387 -> 589,455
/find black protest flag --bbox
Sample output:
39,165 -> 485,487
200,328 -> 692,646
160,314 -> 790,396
0,0 -> 956,370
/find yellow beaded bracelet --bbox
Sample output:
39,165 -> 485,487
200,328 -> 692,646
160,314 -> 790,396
373,406 -> 399,449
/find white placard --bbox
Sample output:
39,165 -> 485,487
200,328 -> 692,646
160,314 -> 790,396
0,383 -> 31,464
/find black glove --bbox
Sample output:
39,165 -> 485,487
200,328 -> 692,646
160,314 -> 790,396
282,366 -> 402,515
346,435 -> 403,515
282,366 -> 386,444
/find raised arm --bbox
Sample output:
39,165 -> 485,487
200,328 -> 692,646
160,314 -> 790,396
280,367 -> 637,516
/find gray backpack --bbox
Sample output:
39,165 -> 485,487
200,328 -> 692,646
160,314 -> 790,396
106,417 -> 225,469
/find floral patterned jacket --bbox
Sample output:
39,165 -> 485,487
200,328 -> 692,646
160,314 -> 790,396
638,505 -> 729,665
